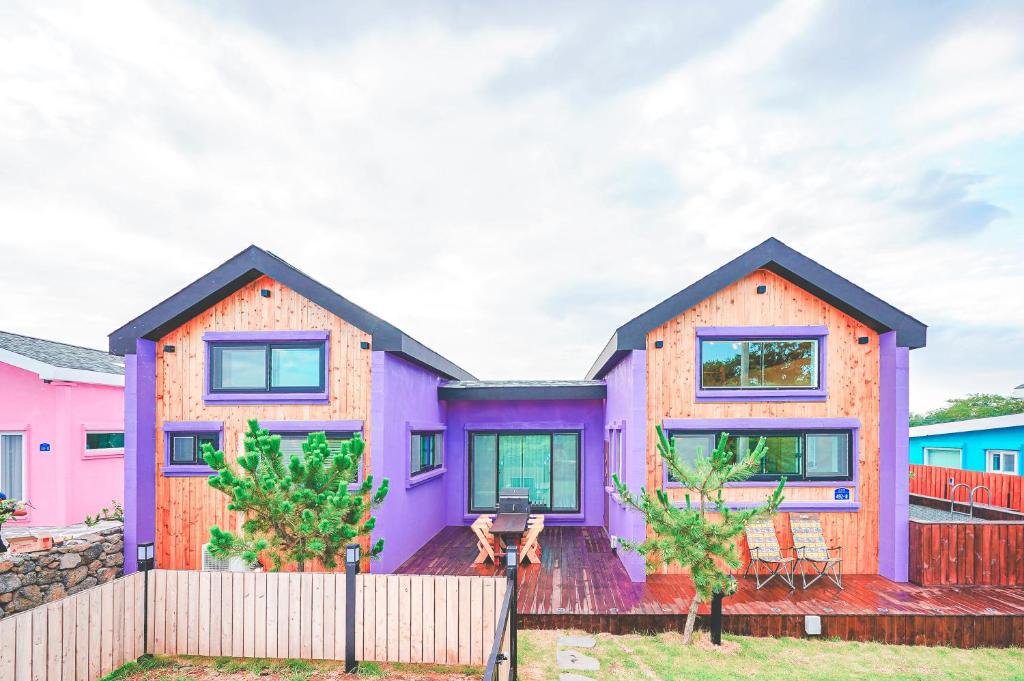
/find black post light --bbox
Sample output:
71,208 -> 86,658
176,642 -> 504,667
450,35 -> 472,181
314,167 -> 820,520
506,545 -> 518,681
137,542 -> 155,658
345,543 -> 361,673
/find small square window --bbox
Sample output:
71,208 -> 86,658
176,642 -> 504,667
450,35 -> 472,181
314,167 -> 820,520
986,450 -> 1018,475
410,432 -> 443,477
168,433 -> 220,465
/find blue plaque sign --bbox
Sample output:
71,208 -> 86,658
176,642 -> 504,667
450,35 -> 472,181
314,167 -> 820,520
39,443 -> 51,452
833,487 -> 850,501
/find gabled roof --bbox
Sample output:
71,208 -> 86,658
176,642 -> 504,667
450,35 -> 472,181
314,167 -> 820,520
909,413 -> 1024,438
438,379 -> 606,401
0,330 -> 124,385
586,237 -> 927,379
108,246 -> 475,381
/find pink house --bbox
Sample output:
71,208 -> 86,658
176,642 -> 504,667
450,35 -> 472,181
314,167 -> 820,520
0,331 -> 125,528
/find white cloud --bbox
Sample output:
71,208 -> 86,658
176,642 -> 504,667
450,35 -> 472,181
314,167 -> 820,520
0,0 -> 1022,412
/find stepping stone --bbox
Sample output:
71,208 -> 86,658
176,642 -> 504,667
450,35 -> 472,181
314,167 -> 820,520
560,675 -> 597,681
558,635 -> 596,649
557,649 -> 600,672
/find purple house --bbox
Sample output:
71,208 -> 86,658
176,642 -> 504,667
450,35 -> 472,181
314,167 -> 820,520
111,238 -> 924,582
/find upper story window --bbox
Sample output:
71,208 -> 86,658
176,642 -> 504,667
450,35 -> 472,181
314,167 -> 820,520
695,327 -> 828,402
701,339 -> 819,390
666,430 -> 852,483
210,341 -> 325,394
410,432 -> 443,477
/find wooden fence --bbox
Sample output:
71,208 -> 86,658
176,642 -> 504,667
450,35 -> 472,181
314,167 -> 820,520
909,520 -> 1024,586
1,570 -> 506,681
0,572 -> 146,681
910,464 -> 1024,512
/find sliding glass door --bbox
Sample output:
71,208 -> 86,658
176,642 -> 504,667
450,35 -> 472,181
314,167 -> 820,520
469,431 -> 580,513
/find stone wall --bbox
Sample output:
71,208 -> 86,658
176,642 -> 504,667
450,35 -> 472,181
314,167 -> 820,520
0,526 -> 123,618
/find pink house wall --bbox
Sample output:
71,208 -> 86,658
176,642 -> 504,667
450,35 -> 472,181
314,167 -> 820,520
0,361 -> 124,527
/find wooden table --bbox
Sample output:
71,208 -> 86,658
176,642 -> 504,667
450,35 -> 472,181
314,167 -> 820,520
490,512 -> 529,560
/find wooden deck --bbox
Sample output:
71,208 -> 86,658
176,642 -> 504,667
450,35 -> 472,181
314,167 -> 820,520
396,526 -> 1024,647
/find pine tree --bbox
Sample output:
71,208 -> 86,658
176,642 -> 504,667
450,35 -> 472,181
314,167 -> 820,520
204,418 -> 389,571
613,426 -> 785,644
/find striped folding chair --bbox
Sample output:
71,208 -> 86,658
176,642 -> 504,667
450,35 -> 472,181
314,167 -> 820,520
743,516 -> 794,589
791,513 -> 843,589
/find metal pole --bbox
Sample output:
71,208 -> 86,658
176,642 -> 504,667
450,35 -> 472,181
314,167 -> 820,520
507,545 -> 518,681
345,544 -> 360,674
710,591 -> 724,646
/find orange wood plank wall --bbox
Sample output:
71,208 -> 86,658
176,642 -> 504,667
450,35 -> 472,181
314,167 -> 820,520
154,275 -> 372,571
645,269 -> 882,574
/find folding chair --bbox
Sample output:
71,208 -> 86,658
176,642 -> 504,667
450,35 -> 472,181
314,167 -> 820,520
471,515 -> 496,564
742,516 -> 794,589
519,514 -> 544,564
791,513 -> 843,589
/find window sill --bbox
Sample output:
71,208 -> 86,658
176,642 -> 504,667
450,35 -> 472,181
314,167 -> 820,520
665,480 -> 854,489
202,392 -> 329,405
82,449 -> 125,460
407,466 -> 446,489
695,388 -> 827,403
162,464 -> 217,477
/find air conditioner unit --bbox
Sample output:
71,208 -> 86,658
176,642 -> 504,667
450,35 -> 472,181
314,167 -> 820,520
201,543 -> 253,572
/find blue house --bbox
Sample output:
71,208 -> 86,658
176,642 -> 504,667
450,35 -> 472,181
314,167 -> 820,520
909,413 -> 1024,476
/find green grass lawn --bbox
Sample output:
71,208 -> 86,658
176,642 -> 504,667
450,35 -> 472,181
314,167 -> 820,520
518,630 -> 1024,681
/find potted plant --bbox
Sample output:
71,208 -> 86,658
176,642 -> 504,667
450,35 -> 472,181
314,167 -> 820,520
0,492 -> 29,553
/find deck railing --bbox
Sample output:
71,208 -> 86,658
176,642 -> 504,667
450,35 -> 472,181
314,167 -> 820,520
483,546 -> 518,681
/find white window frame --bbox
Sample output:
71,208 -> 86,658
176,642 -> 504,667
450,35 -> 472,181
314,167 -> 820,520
923,446 -> 963,469
985,449 -> 1019,475
0,431 -> 27,501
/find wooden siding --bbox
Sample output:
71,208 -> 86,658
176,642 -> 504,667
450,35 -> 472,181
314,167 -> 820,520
909,521 -> 1024,587
645,269 -> 882,574
155,276 -> 372,571
910,464 -> 1024,513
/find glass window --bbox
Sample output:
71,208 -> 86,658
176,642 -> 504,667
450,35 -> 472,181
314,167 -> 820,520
668,433 -> 716,482
666,430 -> 852,483
1,433 -> 24,500
806,433 -> 849,478
86,432 -> 125,450
168,433 -> 219,465
276,431 -> 353,462
700,339 -> 818,389
986,450 -> 1018,475
210,342 -> 325,394
410,432 -> 443,477
469,432 -> 581,513
924,447 -> 962,469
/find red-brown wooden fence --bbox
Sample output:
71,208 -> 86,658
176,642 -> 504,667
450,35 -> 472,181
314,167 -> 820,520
909,464 -> 1024,512
909,521 -> 1024,586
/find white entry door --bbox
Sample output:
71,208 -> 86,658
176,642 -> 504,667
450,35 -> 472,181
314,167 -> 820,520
0,432 -> 25,500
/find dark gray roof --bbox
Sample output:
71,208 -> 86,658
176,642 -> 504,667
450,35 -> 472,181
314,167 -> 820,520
108,245 -> 474,381
586,237 -> 928,379
439,379 -> 606,401
0,331 -> 125,375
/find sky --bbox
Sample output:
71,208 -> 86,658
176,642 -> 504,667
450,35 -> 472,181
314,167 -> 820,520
1,0 -> 1023,413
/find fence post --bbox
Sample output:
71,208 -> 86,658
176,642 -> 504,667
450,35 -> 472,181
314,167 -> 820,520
344,543 -> 360,674
506,545 -> 518,681
710,591 -> 724,646
136,542 -> 155,658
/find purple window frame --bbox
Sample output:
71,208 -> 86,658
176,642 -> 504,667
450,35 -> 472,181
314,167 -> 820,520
405,422 -> 447,489
695,326 -> 828,402
202,331 -> 330,405
162,421 -> 224,477
661,418 -> 860,511
260,420 -> 365,491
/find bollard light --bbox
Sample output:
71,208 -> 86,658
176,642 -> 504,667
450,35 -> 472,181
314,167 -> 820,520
506,545 -> 518,570
137,542 -> 155,572
345,543 -> 361,566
